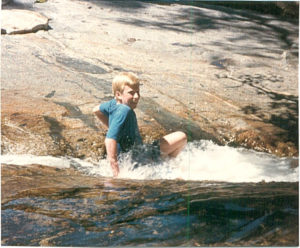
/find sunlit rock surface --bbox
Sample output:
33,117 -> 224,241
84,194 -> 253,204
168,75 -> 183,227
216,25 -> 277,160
1,0 -> 298,158
1,9 -> 50,34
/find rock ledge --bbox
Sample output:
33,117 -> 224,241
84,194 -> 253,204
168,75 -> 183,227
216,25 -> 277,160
1,9 -> 49,35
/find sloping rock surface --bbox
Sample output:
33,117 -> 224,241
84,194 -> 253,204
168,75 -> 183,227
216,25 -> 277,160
1,0 -> 298,158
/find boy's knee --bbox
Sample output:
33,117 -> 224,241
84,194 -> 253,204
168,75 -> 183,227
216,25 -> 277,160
176,131 -> 187,143
160,131 -> 187,148
160,131 -> 187,158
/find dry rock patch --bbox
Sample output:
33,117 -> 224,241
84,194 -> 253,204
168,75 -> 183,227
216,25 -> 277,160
1,9 -> 50,35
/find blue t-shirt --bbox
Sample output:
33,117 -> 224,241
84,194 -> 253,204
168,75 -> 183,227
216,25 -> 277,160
100,99 -> 142,152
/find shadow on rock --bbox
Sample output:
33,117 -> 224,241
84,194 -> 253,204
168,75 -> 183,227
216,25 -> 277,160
114,1 -> 297,54
82,0 -> 147,12
138,97 -> 220,144
43,116 -> 75,155
237,74 -> 298,149
2,0 -> 34,10
54,101 -> 98,131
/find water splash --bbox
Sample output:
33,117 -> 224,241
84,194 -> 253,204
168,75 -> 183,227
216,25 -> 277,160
1,154 -> 72,169
1,141 -> 298,182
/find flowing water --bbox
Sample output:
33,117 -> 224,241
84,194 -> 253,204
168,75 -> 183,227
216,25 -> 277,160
1,141 -> 299,246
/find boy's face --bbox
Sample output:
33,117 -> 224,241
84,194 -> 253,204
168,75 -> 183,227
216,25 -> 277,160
116,84 -> 140,109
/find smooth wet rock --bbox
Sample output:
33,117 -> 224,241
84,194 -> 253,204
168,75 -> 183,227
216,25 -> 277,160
1,9 -> 49,35
2,163 -> 299,246
1,91 -> 106,160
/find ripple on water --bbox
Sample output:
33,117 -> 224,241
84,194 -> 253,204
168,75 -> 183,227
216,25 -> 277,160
1,163 -> 298,246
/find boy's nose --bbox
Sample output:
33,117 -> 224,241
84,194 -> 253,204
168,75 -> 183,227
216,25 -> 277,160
133,92 -> 140,99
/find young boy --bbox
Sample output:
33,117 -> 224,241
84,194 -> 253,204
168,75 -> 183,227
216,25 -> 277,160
93,72 -> 187,177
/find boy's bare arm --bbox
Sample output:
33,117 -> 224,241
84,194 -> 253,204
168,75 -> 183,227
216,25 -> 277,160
93,105 -> 108,129
93,105 -> 119,177
105,138 -> 120,177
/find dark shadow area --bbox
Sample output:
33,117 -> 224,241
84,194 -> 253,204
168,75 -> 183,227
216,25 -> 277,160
64,76 -> 113,102
45,90 -> 56,98
35,54 -> 114,102
88,0 -> 298,57
237,74 -> 298,148
139,97 -> 220,144
189,194 -> 298,244
2,0 -> 34,10
43,116 -> 74,153
177,3 -> 297,51
43,116 -> 79,156
80,0 -> 299,20
84,75 -> 113,96
43,116 -> 65,144
196,1 -> 299,19
54,101 -> 99,131
78,0 -> 147,12
56,56 -> 108,75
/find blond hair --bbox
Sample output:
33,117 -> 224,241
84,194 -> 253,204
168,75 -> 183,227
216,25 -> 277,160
112,72 -> 139,96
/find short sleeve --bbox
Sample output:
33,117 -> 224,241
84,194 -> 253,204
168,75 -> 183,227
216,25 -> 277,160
106,105 -> 131,141
99,101 -> 110,117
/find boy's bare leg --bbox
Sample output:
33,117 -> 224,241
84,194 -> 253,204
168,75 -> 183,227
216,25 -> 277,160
160,131 -> 187,158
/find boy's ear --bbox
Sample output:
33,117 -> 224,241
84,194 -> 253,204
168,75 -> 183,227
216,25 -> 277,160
115,91 -> 122,101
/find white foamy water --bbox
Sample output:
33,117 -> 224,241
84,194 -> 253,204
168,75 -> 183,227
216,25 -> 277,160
1,141 -> 298,183
1,154 -> 72,169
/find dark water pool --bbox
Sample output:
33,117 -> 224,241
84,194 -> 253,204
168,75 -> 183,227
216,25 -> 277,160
1,164 -> 298,246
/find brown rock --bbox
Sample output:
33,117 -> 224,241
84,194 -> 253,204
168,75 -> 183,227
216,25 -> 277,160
235,129 -> 298,157
1,90 -> 106,159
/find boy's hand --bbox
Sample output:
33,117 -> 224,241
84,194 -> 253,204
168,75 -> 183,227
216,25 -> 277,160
111,161 -> 120,177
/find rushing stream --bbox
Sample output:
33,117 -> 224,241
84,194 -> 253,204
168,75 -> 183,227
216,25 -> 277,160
1,141 -> 298,246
